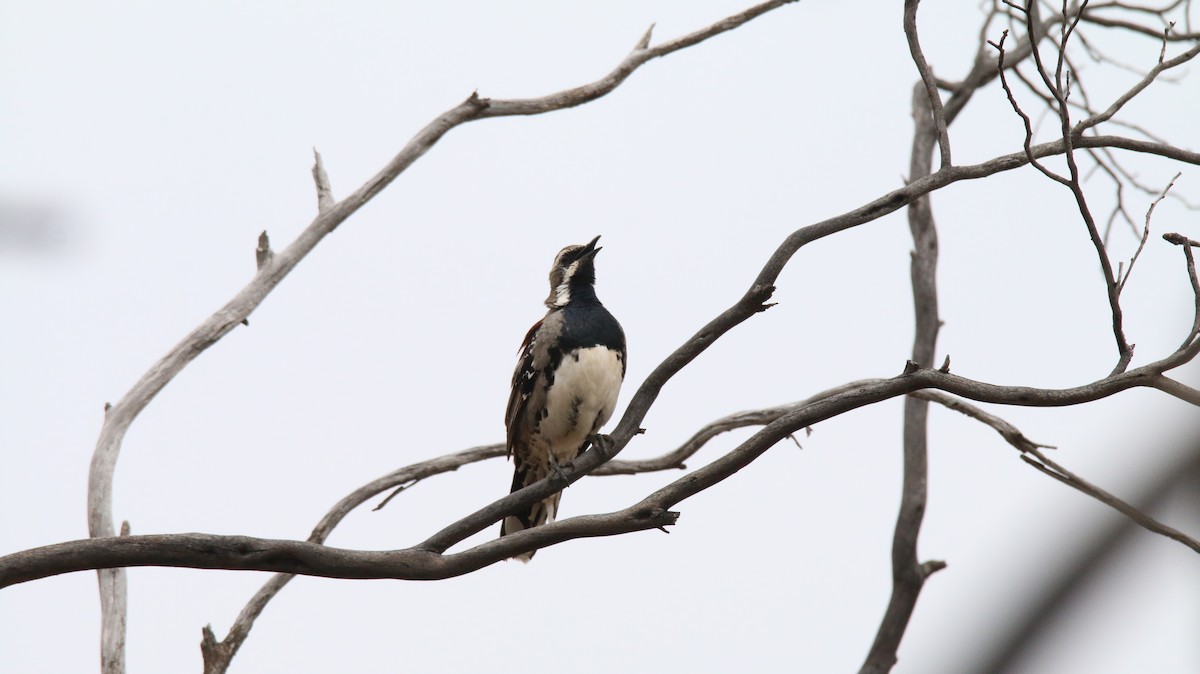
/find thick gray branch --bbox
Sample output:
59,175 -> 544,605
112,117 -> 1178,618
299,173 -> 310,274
9,354 -> 1200,589
860,78 -> 945,674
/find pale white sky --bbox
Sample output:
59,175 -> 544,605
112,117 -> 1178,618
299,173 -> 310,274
2,2 -> 1198,673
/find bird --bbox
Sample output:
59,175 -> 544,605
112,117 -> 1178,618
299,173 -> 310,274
500,235 -> 626,561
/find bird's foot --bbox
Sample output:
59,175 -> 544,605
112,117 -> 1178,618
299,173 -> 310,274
547,455 -> 573,485
587,433 -> 616,454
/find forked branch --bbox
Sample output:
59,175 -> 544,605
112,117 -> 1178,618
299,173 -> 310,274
81,3 -> 801,672
8,352 -> 1200,590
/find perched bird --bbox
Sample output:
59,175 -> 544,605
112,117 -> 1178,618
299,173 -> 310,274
501,235 -> 626,561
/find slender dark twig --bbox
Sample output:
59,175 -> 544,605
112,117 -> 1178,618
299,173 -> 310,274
1021,447 -> 1200,553
1118,172 -> 1180,294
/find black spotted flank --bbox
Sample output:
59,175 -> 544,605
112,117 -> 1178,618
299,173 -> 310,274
567,396 -> 582,430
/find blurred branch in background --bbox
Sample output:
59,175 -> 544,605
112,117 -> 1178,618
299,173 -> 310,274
969,439 -> 1200,674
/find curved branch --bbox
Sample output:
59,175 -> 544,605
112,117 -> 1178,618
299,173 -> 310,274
80,2 -> 801,670
77,123 -> 1200,671
46,13 -> 1200,667
1075,37 -> 1200,133
202,377 -> 859,673
382,131 -> 1200,558
9,352 -> 1200,590
1080,10 -> 1200,40
207,379 -> 1073,674
201,444 -> 502,673
904,0 -> 953,167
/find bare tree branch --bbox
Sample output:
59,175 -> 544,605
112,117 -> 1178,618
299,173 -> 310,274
10,347 -> 1200,590
993,1 -> 1200,374
79,3 -> 801,671
63,124 -> 1200,609
1117,171 -> 1179,293
859,77 -> 945,674
1086,0 -> 1188,16
408,130 -> 1200,560
1075,38 -> 1200,133
199,373 -> 1065,673
967,441 -> 1200,674
1149,374 -> 1200,404
1081,8 -> 1200,39
17,7 -> 1195,667
913,388 -> 1200,551
990,30 -> 1073,184
904,0 -> 953,168
200,444 -> 502,674
1021,446 -> 1200,553
916,390 -> 1056,452
1163,231 -> 1200,349
68,122 -> 1200,671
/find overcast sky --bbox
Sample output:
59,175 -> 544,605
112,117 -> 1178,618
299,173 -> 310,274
2,1 -> 1198,672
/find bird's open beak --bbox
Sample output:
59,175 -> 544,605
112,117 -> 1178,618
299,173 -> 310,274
582,235 -> 602,259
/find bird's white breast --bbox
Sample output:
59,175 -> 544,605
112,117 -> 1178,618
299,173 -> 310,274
538,346 -> 624,461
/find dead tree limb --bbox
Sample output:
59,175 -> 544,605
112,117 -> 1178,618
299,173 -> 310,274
80,2 -> 801,672
10,345 -> 1200,590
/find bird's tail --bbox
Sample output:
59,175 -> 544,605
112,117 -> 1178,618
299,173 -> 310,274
499,462 -> 562,563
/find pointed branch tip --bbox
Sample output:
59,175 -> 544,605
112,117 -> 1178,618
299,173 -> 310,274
636,23 -> 655,50
311,150 -> 335,215
255,230 -> 274,270
921,559 -> 948,577
464,90 -> 491,109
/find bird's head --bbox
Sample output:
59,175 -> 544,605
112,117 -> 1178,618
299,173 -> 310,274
545,235 -> 602,308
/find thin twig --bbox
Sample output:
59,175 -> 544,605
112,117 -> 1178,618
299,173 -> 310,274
1163,232 -> 1200,349
1118,172 -> 1180,293
1080,11 -> 1200,40
967,443 -> 1200,674
1012,0 -> 1139,373
1075,39 -> 1200,133
1021,447 -> 1200,553
915,390 -> 1056,452
990,31 -> 1071,184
